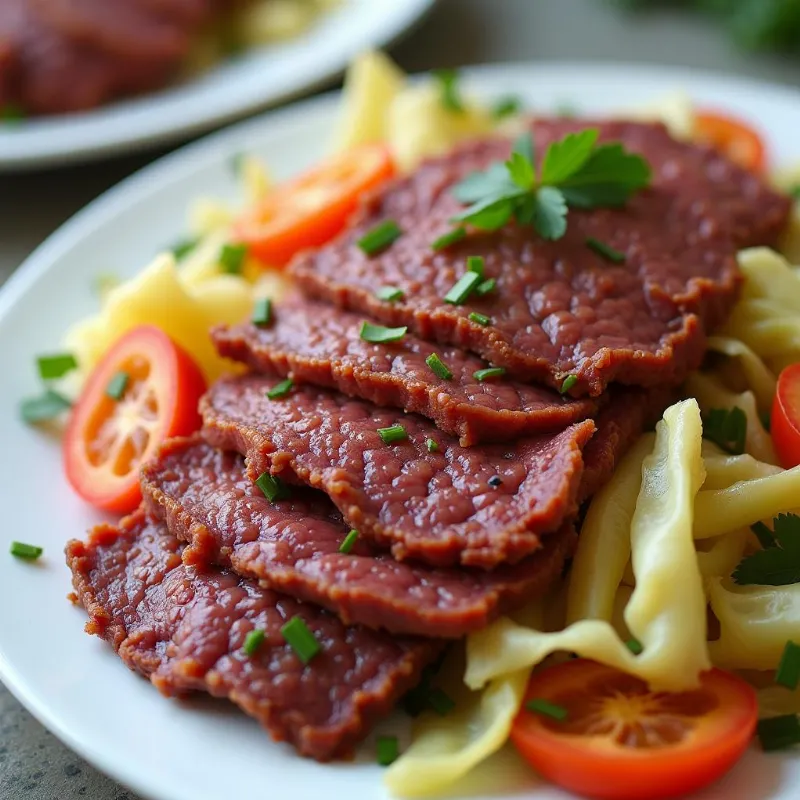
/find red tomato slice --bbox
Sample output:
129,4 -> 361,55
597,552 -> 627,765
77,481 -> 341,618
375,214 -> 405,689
694,110 -> 766,172
234,143 -> 395,267
511,659 -> 757,800
63,325 -> 206,513
772,363 -> 800,468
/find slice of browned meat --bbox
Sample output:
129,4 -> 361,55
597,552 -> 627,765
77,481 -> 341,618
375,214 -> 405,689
141,437 -> 576,637
201,374 -> 594,568
212,300 -> 597,447
66,510 -> 440,762
290,120 -> 790,396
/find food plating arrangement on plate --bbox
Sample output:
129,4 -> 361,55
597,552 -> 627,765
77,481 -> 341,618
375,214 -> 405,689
3,50 -> 800,800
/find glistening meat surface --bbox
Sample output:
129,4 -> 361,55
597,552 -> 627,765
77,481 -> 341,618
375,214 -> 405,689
291,120 -> 790,396
141,437 -> 576,637
66,511 -> 439,762
212,299 -> 596,446
201,374 -> 594,568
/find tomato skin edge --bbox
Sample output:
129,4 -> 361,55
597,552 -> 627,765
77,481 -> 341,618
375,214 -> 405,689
694,110 -> 766,173
772,363 -> 800,469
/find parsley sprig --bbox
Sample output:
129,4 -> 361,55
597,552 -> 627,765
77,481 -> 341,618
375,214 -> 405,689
451,128 -> 651,240
734,513 -> 800,586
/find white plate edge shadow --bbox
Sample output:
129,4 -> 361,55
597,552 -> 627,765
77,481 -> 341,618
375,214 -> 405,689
0,61 -> 799,800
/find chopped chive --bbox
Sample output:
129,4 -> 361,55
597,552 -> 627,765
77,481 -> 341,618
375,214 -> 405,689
377,735 -> 400,766
252,297 -> 273,327
266,378 -> 294,400
37,353 -> 78,381
339,529 -> 359,554
357,220 -> 402,256
488,475 -> 503,487
432,69 -> 464,113
432,227 -> 467,251
425,353 -> 453,381
219,243 -> 248,274
444,271 -> 482,304
10,541 -> 43,560
243,629 -> 265,656
105,371 -> 129,401
560,374 -> 578,394
526,698 -> 568,721
360,321 -> 407,344
427,687 -> 456,716
776,641 -> 800,690
19,389 -> 72,424
475,278 -> 496,297
426,438 -> 439,453
757,715 -> 800,752
171,237 -> 199,260
467,255 -> 485,277
378,424 -> 408,445
751,521 -> 776,549
280,616 -> 321,664
474,367 -> 505,382
255,472 -> 290,503
626,638 -> 644,655
586,237 -> 625,264
376,285 -> 405,303
493,96 -> 522,120
469,312 -> 491,326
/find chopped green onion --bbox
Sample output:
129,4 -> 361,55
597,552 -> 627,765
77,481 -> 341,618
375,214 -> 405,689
376,735 -> 399,767
776,641 -> 800,690
469,312 -> 491,326
360,321 -> 407,344
427,688 -> 456,716
339,529 -> 359,554
10,541 -> 43,560
243,629 -> 265,656
378,425 -> 408,445
444,271 -> 482,305
376,285 -> 405,303
474,367 -> 506,382
475,278 -> 496,297
280,616 -> 321,664
37,353 -> 78,381
357,220 -> 402,255
105,371 -> 129,401
586,237 -> 626,264
467,255 -> 485,277
19,389 -> 72,424
432,69 -> 464,113
252,297 -> 273,327
526,698 -> 568,721
425,353 -> 453,381
626,638 -> 644,655
219,243 -> 248,274
757,714 -> 800,752
171,237 -> 199,260
493,96 -> 522,120
255,472 -> 290,503
432,227 -> 467,251
426,438 -> 439,453
266,378 -> 294,400
751,521 -> 776,549
560,374 -> 578,394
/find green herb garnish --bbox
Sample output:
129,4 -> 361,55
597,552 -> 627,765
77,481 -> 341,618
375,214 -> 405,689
526,698 -> 568,721
376,286 -> 405,303
474,367 -> 506,382
19,390 -> 72,424
586,237 -> 626,264
451,128 -> 650,240
475,278 -> 496,297
0,104 -> 25,124
444,271 -> 482,305
433,69 -> 464,113
252,297 -> 273,327
431,227 -> 467,251
427,688 -> 456,716
37,353 -> 78,381
360,321 -> 407,344
266,378 -> 293,400
255,472 -> 291,503
376,735 -> 399,766
469,312 -> 491,326
751,521 -> 776,550
560,375 -> 578,394
791,185 -> 800,200
171,237 -> 199,260
10,541 -> 43,560
243,629 -> 265,656
467,255 -> 485,277
425,353 -> 453,381
105,371 -> 129,401
219,243 -> 248,274
492,96 -> 522,120
733,513 -> 800,586
757,715 -> 800,752
626,638 -> 644,655
704,407 -> 747,455
426,438 -> 439,453
357,220 -> 402,255
776,641 -> 800,691
339,529 -> 359,554
280,616 -> 321,664
378,425 -> 408,445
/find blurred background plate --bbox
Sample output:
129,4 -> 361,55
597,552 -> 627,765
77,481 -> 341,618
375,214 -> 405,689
0,0 -> 434,171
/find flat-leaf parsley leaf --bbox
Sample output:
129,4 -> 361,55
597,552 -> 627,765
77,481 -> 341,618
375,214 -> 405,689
733,513 -> 800,586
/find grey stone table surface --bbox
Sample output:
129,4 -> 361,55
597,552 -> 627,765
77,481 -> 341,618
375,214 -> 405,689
2,1 -> 800,798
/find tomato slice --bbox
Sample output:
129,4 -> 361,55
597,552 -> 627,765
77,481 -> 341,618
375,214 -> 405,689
772,363 -> 800,468
511,659 -> 757,800
694,110 -> 766,172
63,325 -> 206,513
234,144 -> 395,267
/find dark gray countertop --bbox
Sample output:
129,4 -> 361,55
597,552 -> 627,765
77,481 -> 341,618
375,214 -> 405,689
2,1 -> 800,798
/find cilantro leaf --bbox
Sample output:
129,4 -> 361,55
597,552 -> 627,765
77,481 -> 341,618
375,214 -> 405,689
451,163 -> 517,204
506,152 -> 535,191
452,194 -> 517,230
540,129 -> 598,185
530,187 -> 568,240
733,514 -> 800,586
703,407 -> 747,455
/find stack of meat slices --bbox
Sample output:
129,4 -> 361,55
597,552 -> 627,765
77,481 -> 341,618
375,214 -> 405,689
67,119 -> 791,762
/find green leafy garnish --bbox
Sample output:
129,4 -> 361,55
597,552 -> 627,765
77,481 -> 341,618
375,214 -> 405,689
376,285 -> 404,303
469,312 -> 491,326
703,407 -> 747,455
431,227 -> 467,251
586,236 -> 626,264
10,541 -> 43,560
255,472 -> 291,503
757,715 -> 800,752
252,297 -> 273,327
444,271 -> 482,305
626,638 -> 644,655
266,378 -> 293,400
791,185 -> 800,200
357,220 -> 402,255
0,104 -> 25,124
751,521 -> 776,550
432,69 -> 464,113
426,438 -> 439,453
19,390 -> 72,424
492,96 -> 522,120
360,321 -> 407,343
475,278 -> 496,297
474,367 -> 506,382
219,243 -> 248,274
339,529 -> 359,554
560,374 -> 578,394
37,353 -> 78,381
171,237 -> 199,261
281,616 -> 321,664
243,629 -> 265,656
378,424 -> 408,445
425,353 -> 453,381
776,640 -> 800,691
733,513 -> 800,586
451,128 -> 650,241
376,735 -> 400,766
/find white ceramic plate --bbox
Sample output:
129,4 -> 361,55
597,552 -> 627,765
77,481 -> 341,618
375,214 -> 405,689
0,0 -> 433,171
0,63 -> 798,800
